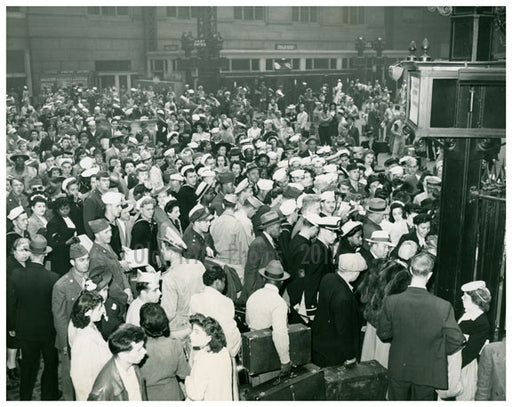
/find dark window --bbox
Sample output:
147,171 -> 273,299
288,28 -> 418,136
342,7 -> 365,25
266,59 -> 273,71
231,59 -> 251,71
314,59 -> 329,69
251,59 -> 260,71
95,60 -> 131,72
167,7 -> 197,19
342,58 -> 348,69
87,7 -> 100,15
293,7 -> 318,23
330,58 -> 337,69
7,50 -> 25,74
102,7 -> 116,16
234,6 -> 264,20
306,59 -> 313,70
292,58 -> 300,69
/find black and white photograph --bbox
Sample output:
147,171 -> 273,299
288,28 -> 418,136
3,2 -> 507,402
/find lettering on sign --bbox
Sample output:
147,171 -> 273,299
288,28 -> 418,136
275,43 -> 297,50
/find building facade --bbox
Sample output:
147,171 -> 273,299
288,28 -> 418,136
7,6 -> 460,99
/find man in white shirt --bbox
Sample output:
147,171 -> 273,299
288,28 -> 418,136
125,271 -> 162,326
246,260 -> 291,380
189,265 -> 241,357
295,103 -> 309,132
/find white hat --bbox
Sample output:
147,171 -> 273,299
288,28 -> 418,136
235,178 -> 250,194
257,179 -> 274,191
61,177 -> 77,191
461,280 -> 487,292
199,168 -> 216,178
312,157 -> 326,167
101,191 -> 124,205
180,165 -> 195,177
279,200 -> 297,217
317,216 -> 342,231
272,168 -> 288,182
303,212 -> 322,226
389,165 -> 404,177
277,160 -> 289,169
320,191 -> 335,202
301,157 -> 313,167
192,114 -> 200,122
241,144 -> 254,152
338,253 -> 367,273
210,127 -> 220,134
128,137 -> 139,145
340,220 -> 362,236
267,151 -> 278,160
317,146 -> 332,155
136,196 -> 154,211
289,134 -> 301,143
170,173 -> 185,182
188,141 -> 199,149
290,169 -> 305,179
289,157 -> 302,167
200,154 -> 213,166
324,164 -> 338,174
79,157 -> 95,170
81,167 -> 99,178
132,270 -> 161,285
163,148 -> 175,157
7,206 -> 25,221
366,230 -> 394,246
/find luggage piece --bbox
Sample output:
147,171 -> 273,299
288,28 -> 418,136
241,363 -> 325,401
241,324 -> 311,375
373,140 -> 390,154
323,360 -> 388,401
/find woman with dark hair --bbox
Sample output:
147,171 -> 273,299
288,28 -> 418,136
381,201 -> 409,246
68,291 -> 111,400
47,196 -> 78,276
214,154 -> 230,174
455,281 -> 492,400
185,313 -> 233,401
391,212 -> 431,257
139,303 -> 190,400
27,194 -> 48,239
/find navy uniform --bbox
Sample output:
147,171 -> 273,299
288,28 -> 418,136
177,184 -> 197,230
182,224 -> 208,264
83,187 -> 105,238
7,191 -> 30,215
130,216 -> 159,268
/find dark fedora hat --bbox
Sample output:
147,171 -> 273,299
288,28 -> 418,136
259,210 -> 282,229
10,151 -> 30,162
87,264 -> 113,292
258,260 -> 290,281
29,234 -> 53,255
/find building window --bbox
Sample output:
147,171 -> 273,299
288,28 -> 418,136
166,7 -> 199,19
305,58 -> 337,70
95,60 -> 131,72
228,59 -> 261,72
292,7 -> 318,23
342,7 -> 365,25
87,7 -> 129,16
330,58 -> 337,69
251,59 -> 260,71
292,59 -> 300,69
151,60 -> 167,78
234,7 -> 264,21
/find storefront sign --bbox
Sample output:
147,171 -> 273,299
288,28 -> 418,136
275,43 -> 297,50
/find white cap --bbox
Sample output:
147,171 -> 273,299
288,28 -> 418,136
289,157 -> 302,167
180,164 -> 195,177
301,157 -> 313,167
289,134 -> 301,143
7,206 -> 25,221
461,280 -> 486,292
288,182 -> 304,191
267,151 -> 278,160
277,160 -> 289,169
324,164 -> 338,174
192,114 -> 200,122
188,141 -> 199,149
389,165 -> 404,177
235,178 -> 250,194
81,167 -> 99,178
272,168 -> 288,182
101,191 -> 124,205
279,200 -> 297,217
133,270 -> 161,284
338,253 -> 367,273
340,220 -> 362,236
257,179 -> 274,191
62,177 -> 77,191
170,173 -> 185,182
79,157 -> 95,170
198,168 -> 216,178
163,148 -> 175,157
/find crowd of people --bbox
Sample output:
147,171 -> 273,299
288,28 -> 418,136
5,77 -> 504,401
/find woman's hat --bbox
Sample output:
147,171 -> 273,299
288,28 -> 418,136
258,260 -> 290,281
29,234 -> 53,255
157,224 -> 188,250
461,280 -> 486,292
9,151 -> 30,162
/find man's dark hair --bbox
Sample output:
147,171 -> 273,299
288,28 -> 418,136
135,282 -> 151,296
140,303 -> 170,338
202,265 -> 226,287
164,199 -> 180,214
108,324 -> 146,355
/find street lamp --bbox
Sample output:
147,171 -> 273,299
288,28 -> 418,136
373,37 -> 384,57
355,36 -> 366,57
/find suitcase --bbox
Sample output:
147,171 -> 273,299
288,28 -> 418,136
241,363 -> 325,401
323,360 -> 388,401
373,140 -> 390,154
241,324 -> 311,375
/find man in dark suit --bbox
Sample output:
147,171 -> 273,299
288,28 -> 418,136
312,253 -> 367,367
238,211 -> 282,305
362,198 -> 387,250
377,252 -> 465,401
51,243 -> 90,401
9,235 -> 60,400
83,171 -> 110,238
475,340 -> 506,401
346,116 -> 360,146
